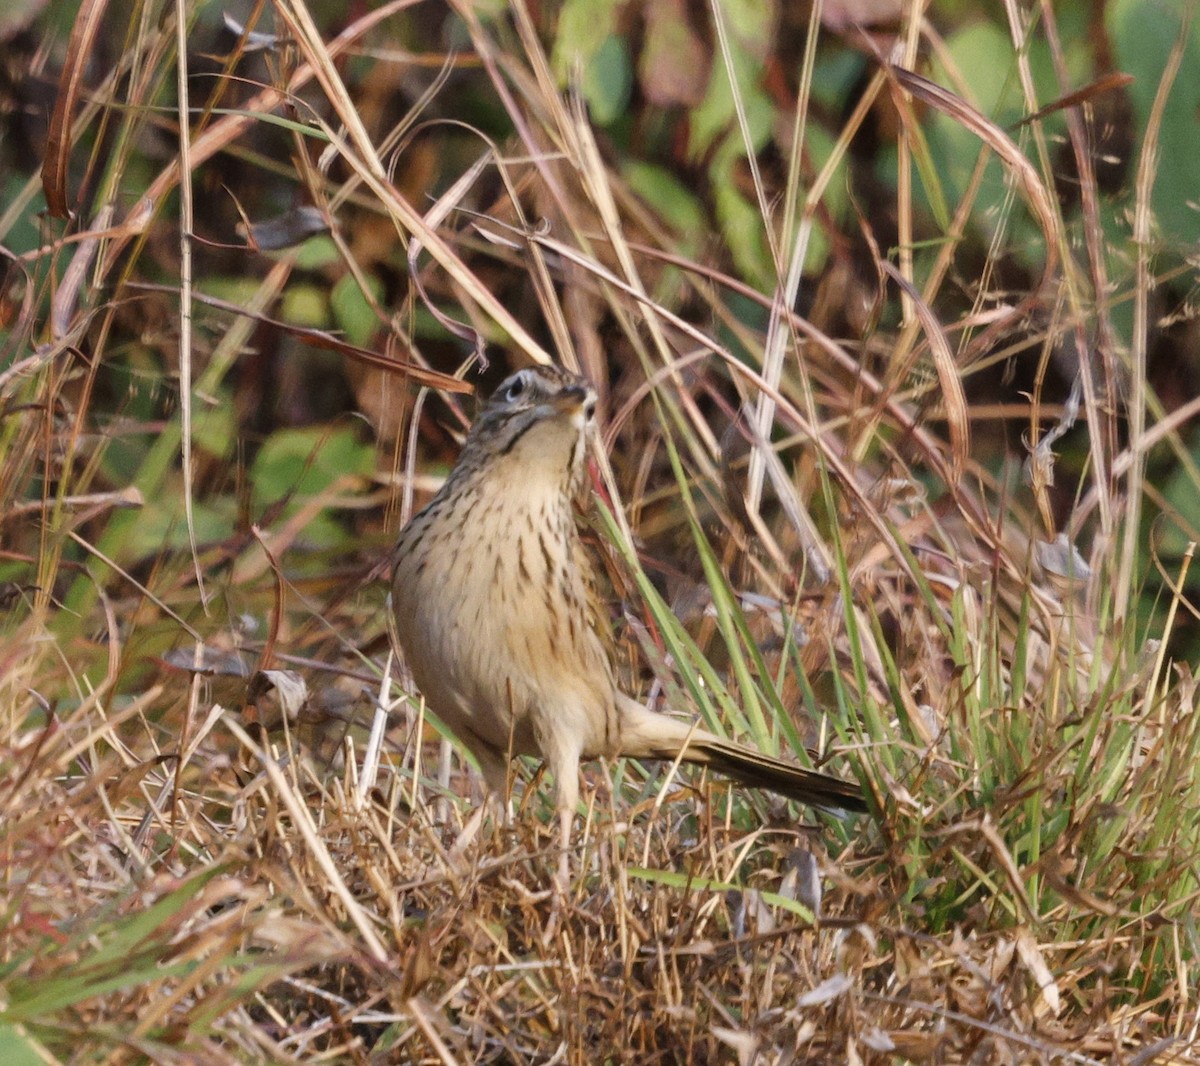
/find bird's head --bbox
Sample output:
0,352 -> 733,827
461,365 -> 597,489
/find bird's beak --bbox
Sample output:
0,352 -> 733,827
551,384 -> 591,415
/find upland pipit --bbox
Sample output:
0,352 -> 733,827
390,365 -> 865,869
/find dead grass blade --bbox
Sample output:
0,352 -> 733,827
41,0 -> 110,217
1012,72 -> 1136,130
891,64 -> 1061,358
879,259 -> 970,483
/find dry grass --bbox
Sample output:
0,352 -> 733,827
3,0 -> 1200,1062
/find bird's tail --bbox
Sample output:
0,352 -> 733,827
616,694 -> 867,814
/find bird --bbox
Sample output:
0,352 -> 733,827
389,363 -> 866,871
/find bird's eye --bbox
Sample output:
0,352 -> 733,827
584,398 -> 596,421
504,374 -> 527,403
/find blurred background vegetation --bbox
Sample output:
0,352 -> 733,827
3,0 -> 1199,655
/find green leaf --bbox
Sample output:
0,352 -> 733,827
121,497 -> 238,560
192,401 -> 236,461
552,0 -> 623,78
331,272 -> 384,348
622,161 -> 706,250
291,234 -> 340,270
690,45 -> 774,159
629,867 -> 816,923
251,426 -> 374,509
279,283 -> 332,330
1109,0 -> 1200,249
0,1024 -> 48,1066
713,156 -> 772,289
719,0 -> 775,58
582,36 -> 633,126
1157,441 -> 1200,558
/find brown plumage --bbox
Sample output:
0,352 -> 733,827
390,365 -> 866,861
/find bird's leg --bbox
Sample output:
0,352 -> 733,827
556,805 -> 573,894
549,733 -> 585,879
448,748 -> 509,872
539,739 -> 583,943
538,800 -> 573,948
